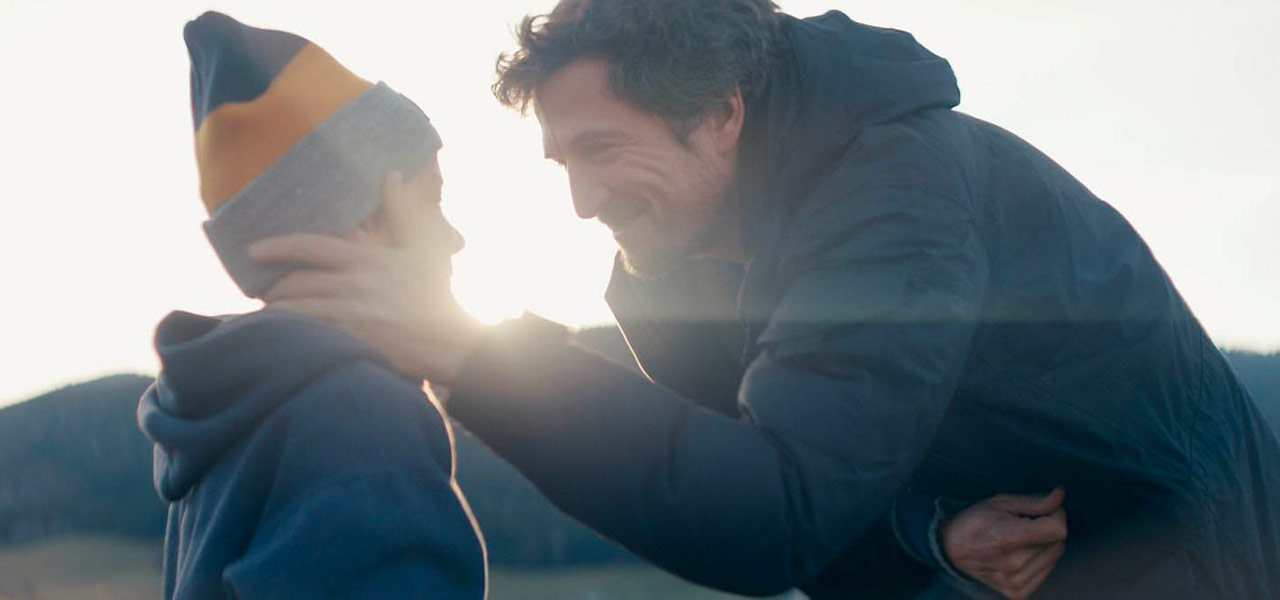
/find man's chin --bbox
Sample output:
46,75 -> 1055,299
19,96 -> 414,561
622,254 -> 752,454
619,247 -> 683,281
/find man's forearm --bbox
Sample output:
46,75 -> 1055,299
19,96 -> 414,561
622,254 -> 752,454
447,315 -> 915,595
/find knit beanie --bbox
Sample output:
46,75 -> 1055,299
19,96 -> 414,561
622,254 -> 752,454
185,11 -> 442,297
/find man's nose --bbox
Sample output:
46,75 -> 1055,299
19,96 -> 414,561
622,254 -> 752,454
567,167 -> 607,220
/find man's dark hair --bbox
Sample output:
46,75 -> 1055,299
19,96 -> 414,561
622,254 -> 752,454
493,0 -> 782,140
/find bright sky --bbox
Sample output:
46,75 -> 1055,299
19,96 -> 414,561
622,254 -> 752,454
0,0 -> 1277,407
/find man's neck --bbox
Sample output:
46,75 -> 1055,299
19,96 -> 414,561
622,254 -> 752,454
695,208 -> 745,264
695,167 -> 748,264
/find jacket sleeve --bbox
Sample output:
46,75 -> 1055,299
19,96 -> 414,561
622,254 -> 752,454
449,154 -> 986,596
223,363 -> 486,599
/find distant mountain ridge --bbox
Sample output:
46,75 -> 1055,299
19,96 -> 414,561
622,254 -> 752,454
0,374 -> 162,546
0,372 -> 630,566
0,329 -> 648,566
1225,350 -> 1280,430
1,329 -> 1277,567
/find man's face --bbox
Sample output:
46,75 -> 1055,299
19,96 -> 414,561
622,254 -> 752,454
536,58 -> 738,278
353,154 -> 463,270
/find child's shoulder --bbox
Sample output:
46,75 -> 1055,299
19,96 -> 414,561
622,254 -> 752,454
260,360 -> 453,475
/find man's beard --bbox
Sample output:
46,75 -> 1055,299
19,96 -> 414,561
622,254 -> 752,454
619,152 -> 740,280
618,193 -> 737,281
619,243 -> 684,280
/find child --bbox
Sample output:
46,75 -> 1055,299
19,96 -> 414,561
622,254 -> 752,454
137,12 -> 486,599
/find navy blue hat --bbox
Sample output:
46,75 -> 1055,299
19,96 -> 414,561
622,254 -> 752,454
185,11 -> 307,131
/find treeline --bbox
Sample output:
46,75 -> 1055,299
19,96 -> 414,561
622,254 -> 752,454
0,373 -> 632,567
0,329 -> 1276,568
1226,350 -> 1280,430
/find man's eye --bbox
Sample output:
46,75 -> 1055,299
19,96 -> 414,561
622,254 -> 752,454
583,144 -> 618,161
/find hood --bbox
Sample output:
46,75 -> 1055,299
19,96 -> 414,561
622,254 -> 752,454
735,10 -> 959,326
744,11 -> 960,208
137,309 -> 389,501
607,12 -> 960,376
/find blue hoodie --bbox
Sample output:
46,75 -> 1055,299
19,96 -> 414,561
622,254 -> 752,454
138,309 -> 486,599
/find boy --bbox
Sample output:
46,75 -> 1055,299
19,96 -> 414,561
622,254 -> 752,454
137,12 -> 485,599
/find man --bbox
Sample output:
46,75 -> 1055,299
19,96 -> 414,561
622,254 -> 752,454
251,0 -> 1280,598
137,13 -> 485,599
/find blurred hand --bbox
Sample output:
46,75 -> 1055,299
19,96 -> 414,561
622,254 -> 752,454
247,172 -> 482,384
943,487 -> 1068,599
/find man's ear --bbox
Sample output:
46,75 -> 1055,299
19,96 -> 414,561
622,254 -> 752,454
703,87 -> 746,156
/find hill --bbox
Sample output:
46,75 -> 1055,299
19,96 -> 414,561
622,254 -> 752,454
0,374 -> 163,545
0,365 -> 631,566
0,328 -> 1276,566
1225,350 -> 1280,431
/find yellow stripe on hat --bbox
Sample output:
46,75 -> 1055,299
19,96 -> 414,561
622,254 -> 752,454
195,42 -> 372,214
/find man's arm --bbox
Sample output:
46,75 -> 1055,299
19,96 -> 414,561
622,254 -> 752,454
436,166 -> 987,594
249,154 -> 1065,596
444,316 -> 957,593
602,255 -> 1066,596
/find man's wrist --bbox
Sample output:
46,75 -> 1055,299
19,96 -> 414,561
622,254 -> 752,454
445,312 -> 573,405
435,323 -> 484,385
405,307 -> 486,385
931,501 -> 967,580
891,492 -> 940,568
930,499 -> 972,581
891,492 -> 973,581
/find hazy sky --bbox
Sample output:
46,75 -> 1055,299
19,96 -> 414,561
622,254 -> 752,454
1,0 -> 1277,407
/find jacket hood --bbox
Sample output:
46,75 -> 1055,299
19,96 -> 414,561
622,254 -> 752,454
137,309 -> 389,501
735,10 -> 959,326
745,11 -> 959,203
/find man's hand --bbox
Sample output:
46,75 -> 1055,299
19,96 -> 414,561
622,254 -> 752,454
247,172 -> 482,383
944,487 -> 1068,599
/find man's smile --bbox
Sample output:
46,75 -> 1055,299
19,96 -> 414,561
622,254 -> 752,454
597,196 -> 648,239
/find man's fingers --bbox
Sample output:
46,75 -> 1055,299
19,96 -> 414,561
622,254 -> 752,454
247,233 -> 384,270
381,170 -> 432,251
1002,540 -> 1059,576
998,545 -> 1042,574
1008,542 -> 1065,598
995,486 -> 1065,517
993,507 -> 1066,554
1010,567 -> 1053,600
269,296 -> 463,343
1017,508 -> 1068,547
263,270 -> 368,303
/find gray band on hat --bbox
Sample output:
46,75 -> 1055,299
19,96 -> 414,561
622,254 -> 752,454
203,81 -> 442,298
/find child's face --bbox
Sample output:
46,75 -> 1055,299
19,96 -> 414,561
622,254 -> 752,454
348,154 -> 463,267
